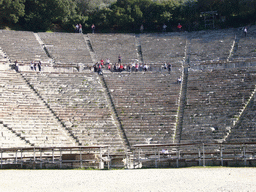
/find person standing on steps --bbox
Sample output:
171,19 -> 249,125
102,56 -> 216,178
79,24 -> 82,33
135,63 -> 139,72
75,24 -> 79,33
143,63 -> 149,71
177,76 -> 182,84
162,24 -> 167,32
34,62 -> 37,71
38,61 -> 42,72
106,58 -> 110,65
140,24 -> 144,33
30,61 -> 34,70
243,27 -> 248,37
177,23 -> 182,32
91,24 -> 95,34
168,63 -> 172,73
14,60 -> 19,72
108,63 -> 111,71
118,55 -> 122,64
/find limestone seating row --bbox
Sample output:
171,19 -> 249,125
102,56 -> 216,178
123,126 -> 174,134
120,122 -> 176,130
88,33 -> 137,64
0,30 -> 50,63
121,124 -> 175,132
21,72 -> 125,153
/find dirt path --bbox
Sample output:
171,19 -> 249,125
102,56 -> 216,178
0,168 -> 255,192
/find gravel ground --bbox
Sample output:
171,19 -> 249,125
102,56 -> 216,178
0,168 -> 256,192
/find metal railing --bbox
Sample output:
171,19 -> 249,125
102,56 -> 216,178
0,146 -> 110,169
132,142 -> 256,168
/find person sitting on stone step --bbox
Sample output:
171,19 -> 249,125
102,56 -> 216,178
177,76 -> 182,84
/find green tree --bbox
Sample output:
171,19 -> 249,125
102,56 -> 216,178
75,0 -> 116,15
21,0 -> 79,31
0,0 -> 25,24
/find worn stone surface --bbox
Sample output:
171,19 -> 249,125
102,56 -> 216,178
0,168 -> 256,192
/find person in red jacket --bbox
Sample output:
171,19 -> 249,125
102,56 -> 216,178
100,59 -> 104,66
177,23 -> 182,32
120,64 -> 124,72
108,64 -> 111,71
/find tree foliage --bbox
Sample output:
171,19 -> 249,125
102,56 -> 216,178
21,0 -> 80,31
0,0 -> 256,32
0,0 -> 25,23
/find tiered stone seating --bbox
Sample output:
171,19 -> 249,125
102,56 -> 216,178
21,72 -> 126,153
0,47 -> 9,64
0,30 -> 50,63
38,32 -> 93,65
226,102 -> 256,143
0,123 -> 29,148
88,33 -> 137,64
187,29 -> 235,65
103,69 -> 182,146
226,74 -> 256,143
0,70 -> 75,147
181,67 -> 256,143
140,33 -> 186,65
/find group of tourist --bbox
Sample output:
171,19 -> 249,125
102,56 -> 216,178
163,62 -> 172,73
140,23 -> 182,33
109,62 -> 149,72
162,62 -> 181,83
13,60 -> 42,72
30,61 -> 42,71
75,24 -> 83,33
92,56 -> 182,84
93,57 -> 151,74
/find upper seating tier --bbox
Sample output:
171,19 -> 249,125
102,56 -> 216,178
0,30 -> 50,63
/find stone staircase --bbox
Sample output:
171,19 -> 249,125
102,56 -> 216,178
103,69 -> 182,147
174,67 -> 188,143
84,35 -> 97,64
135,34 -> 143,63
